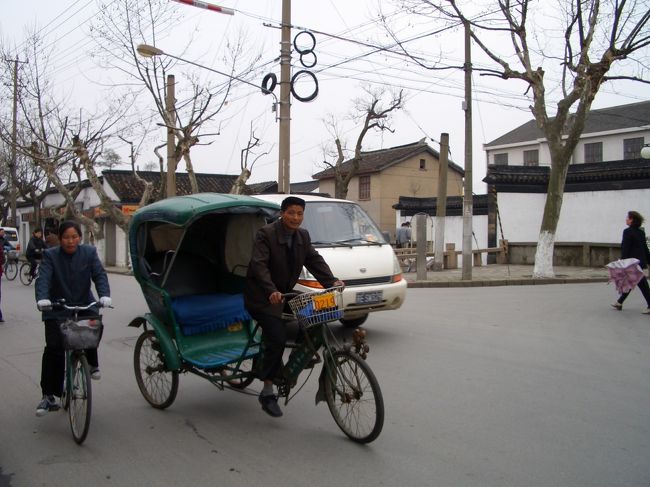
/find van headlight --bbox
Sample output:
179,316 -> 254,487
297,267 -> 324,289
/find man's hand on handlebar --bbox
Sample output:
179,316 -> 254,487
269,291 -> 284,305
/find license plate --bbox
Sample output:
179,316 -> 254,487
313,292 -> 336,310
356,291 -> 383,304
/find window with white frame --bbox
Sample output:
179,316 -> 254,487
523,149 -> 539,166
584,142 -> 603,163
493,153 -> 508,165
624,137 -> 644,160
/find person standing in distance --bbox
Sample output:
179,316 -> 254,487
34,221 -> 111,416
244,196 -> 343,418
612,210 -> 650,313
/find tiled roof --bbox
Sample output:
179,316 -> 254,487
290,180 -> 319,193
392,194 -> 488,216
313,140 -> 464,179
485,100 -> 650,147
102,170 -> 239,203
484,158 -> 650,192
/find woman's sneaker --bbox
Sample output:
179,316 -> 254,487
35,395 -> 60,417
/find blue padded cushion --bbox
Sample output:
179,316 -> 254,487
171,293 -> 251,336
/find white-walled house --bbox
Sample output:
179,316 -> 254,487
483,100 -> 650,265
484,100 -> 650,167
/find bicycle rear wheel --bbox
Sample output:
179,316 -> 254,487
68,353 -> 92,444
4,260 -> 17,280
324,350 -> 384,444
19,262 -> 33,286
134,330 -> 179,409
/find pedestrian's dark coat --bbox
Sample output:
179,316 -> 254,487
244,219 -> 337,317
621,226 -> 650,269
35,244 -> 110,320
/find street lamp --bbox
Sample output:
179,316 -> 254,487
135,44 -> 279,110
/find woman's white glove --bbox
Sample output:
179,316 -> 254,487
37,299 -> 52,310
99,296 -> 112,308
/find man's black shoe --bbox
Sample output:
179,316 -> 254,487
259,394 -> 283,417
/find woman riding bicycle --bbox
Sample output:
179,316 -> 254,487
34,221 -> 111,416
244,196 -> 343,418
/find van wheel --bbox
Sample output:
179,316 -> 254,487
340,315 -> 368,328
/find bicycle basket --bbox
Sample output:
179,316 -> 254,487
59,317 -> 104,350
288,288 -> 343,328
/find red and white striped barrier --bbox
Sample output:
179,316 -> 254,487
171,0 -> 235,15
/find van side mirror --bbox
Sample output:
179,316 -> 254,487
381,231 -> 390,243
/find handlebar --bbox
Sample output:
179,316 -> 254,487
37,300 -> 113,312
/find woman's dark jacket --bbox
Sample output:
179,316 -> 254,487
244,219 -> 337,317
35,244 -> 110,320
621,226 -> 650,269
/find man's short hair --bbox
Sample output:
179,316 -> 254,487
281,196 -> 306,211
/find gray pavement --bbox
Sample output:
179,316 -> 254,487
105,263 -> 611,288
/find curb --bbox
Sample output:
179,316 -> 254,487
406,277 -> 608,288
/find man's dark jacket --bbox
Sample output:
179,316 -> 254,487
35,244 -> 110,320
621,226 -> 650,269
244,219 -> 337,317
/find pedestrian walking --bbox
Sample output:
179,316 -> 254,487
611,210 -> 650,313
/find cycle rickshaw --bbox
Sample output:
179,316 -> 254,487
127,193 -> 384,443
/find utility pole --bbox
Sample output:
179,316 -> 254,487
433,133 -> 449,271
461,20 -> 473,280
166,74 -> 177,198
278,0 -> 291,194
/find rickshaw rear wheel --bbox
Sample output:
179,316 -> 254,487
134,330 -> 179,409
324,350 -> 384,444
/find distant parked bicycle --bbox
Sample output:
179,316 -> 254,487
4,250 -> 18,281
19,260 -> 40,286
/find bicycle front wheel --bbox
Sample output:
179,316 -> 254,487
68,353 -> 92,444
19,262 -> 32,286
324,350 -> 384,444
134,330 -> 179,409
5,260 -> 17,280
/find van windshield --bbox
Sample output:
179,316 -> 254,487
302,202 -> 385,246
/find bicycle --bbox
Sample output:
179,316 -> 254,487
4,250 -> 18,281
19,259 -> 40,286
39,300 -> 108,444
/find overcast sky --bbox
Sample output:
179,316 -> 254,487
2,0 -> 648,193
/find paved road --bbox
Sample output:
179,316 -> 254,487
1,274 -> 649,487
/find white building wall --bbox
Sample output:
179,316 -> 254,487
400,213 -> 489,265
497,189 -> 650,244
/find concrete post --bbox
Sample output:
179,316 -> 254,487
416,213 -> 427,280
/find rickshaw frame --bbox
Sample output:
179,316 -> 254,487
127,193 -> 384,443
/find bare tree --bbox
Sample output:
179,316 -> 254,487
390,0 -> 650,277
230,122 -> 271,195
322,87 -> 404,199
90,0 -> 261,197
0,31 -> 132,237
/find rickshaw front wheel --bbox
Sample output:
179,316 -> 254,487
134,330 -> 179,409
324,350 -> 384,444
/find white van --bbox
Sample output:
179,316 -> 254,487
1,226 -> 20,256
252,194 -> 407,327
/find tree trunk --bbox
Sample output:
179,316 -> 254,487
532,150 -> 571,278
